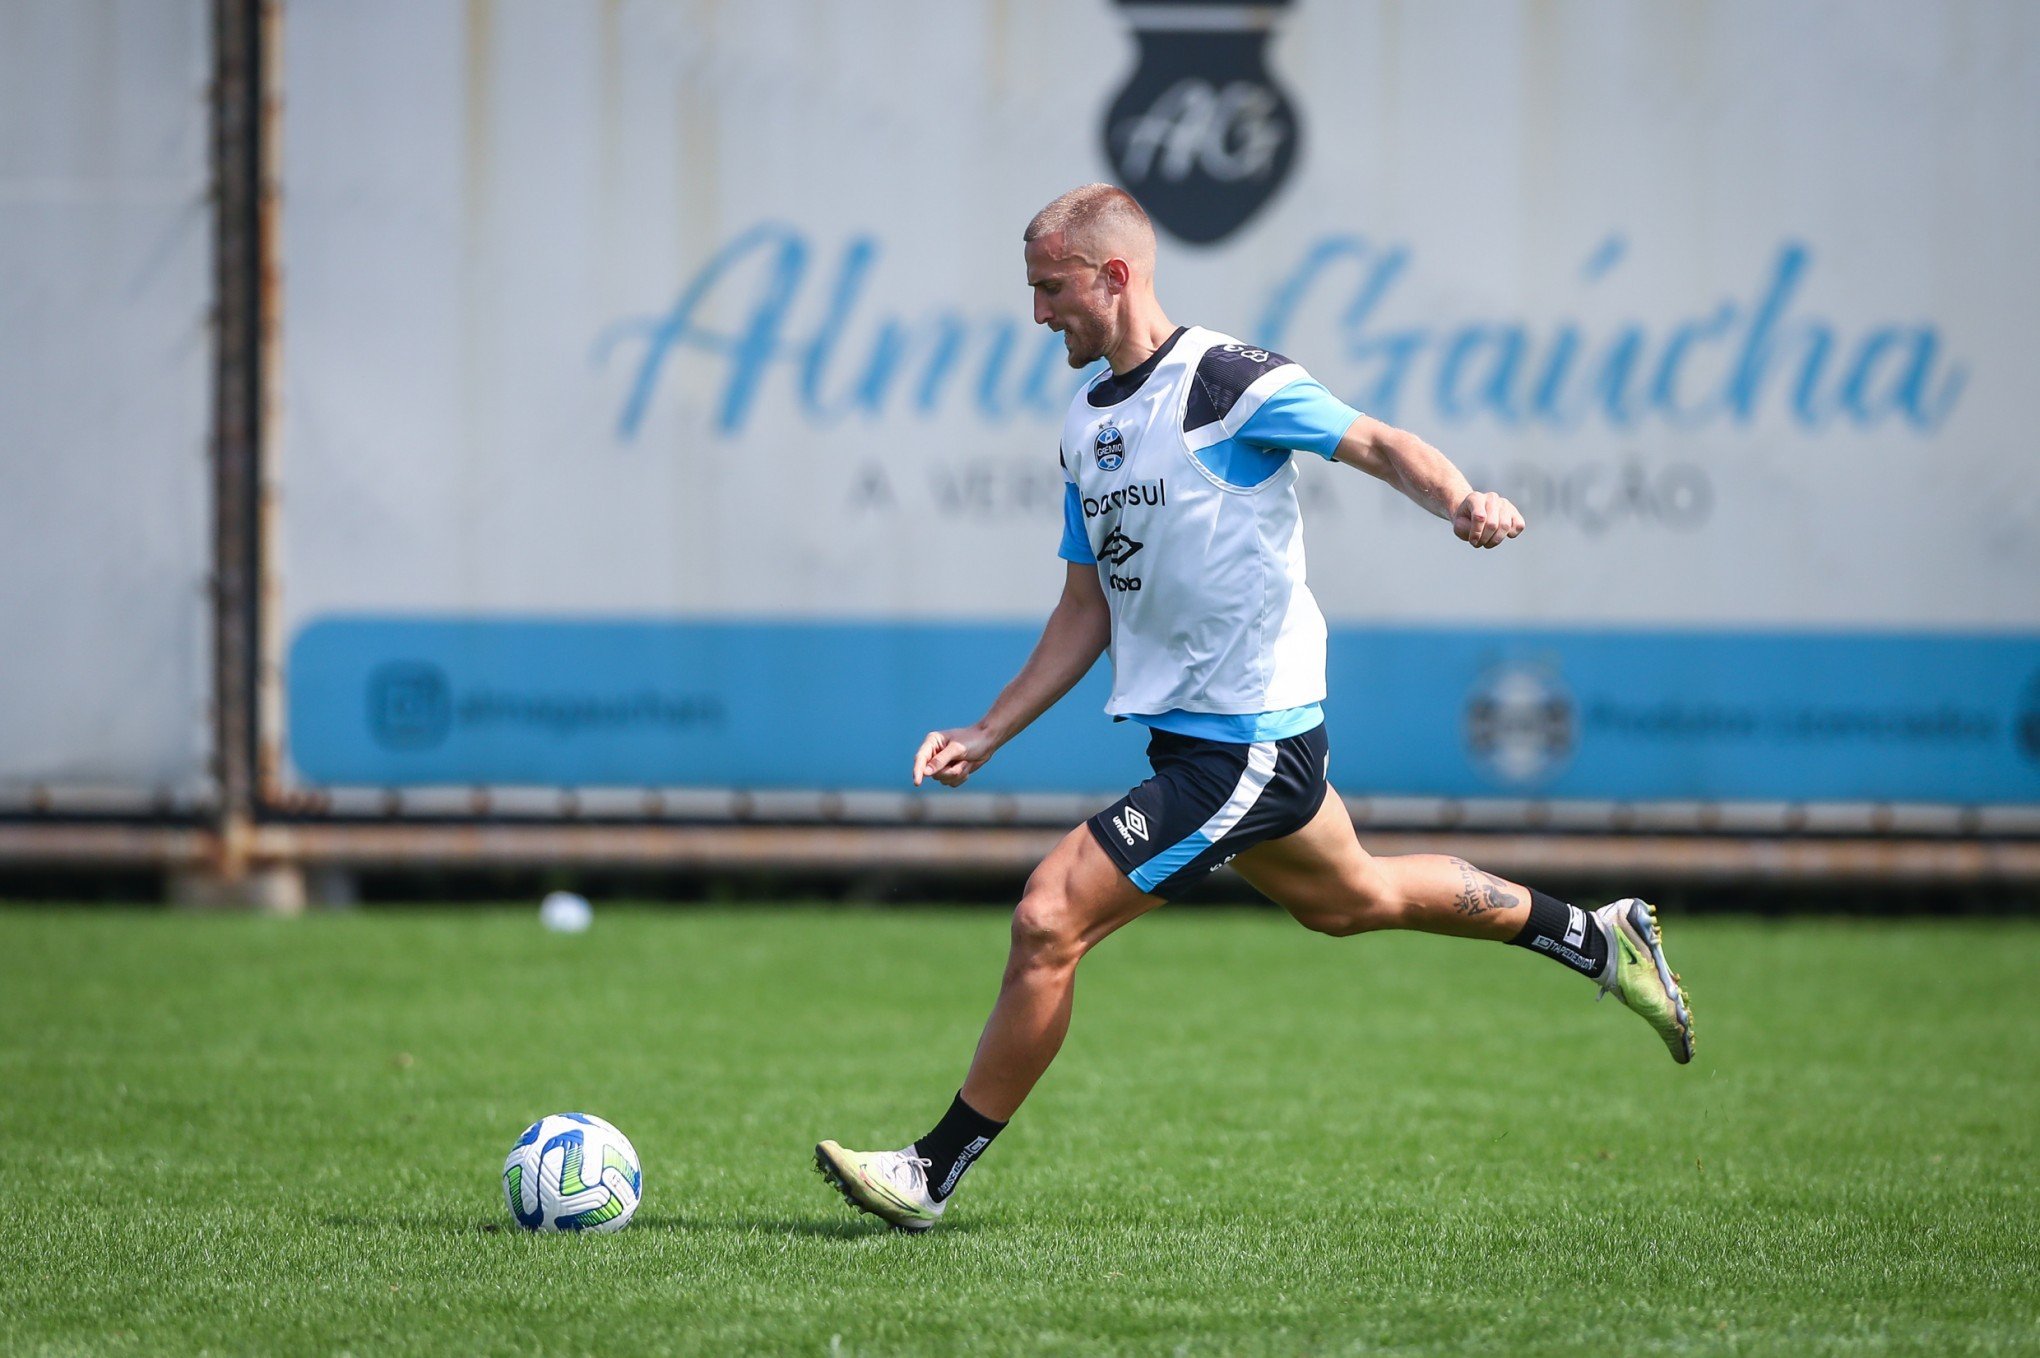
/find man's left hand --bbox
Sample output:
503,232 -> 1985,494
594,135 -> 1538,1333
1453,491 -> 1526,549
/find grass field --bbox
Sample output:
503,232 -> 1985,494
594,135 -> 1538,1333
1,906 -> 2034,1357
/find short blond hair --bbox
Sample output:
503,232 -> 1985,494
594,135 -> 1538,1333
1024,184 -> 1156,270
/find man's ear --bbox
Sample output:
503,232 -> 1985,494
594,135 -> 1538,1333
1102,257 -> 1132,292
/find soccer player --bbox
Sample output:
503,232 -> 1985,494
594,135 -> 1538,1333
817,184 -> 1693,1232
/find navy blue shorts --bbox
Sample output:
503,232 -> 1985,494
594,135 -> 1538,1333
1086,723 -> 1331,900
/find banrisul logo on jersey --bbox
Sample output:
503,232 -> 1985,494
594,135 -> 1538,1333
1103,0 -> 1301,246
1094,424 -> 1127,470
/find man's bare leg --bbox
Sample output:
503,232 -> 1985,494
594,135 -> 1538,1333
960,823 -> 1161,1120
816,823 -> 1159,1228
1231,786 -> 1535,940
1232,784 -> 1694,1063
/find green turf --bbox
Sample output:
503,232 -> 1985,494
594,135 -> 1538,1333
0,906 -> 2034,1356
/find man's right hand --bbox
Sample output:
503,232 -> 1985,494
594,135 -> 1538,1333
913,726 -> 996,788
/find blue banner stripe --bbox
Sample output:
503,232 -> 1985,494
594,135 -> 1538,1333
286,617 -> 2040,801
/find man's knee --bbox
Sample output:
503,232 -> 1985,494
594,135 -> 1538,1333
1292,864 -> 1402,937
1293,909 -> 1368,938
1009,870 -> 1090,972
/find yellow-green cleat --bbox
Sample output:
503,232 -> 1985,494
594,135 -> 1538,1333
814,1140 -> 945,1232
1594,898 -> 1696,1064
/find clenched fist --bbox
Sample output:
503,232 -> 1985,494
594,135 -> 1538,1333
913,726 -> 995,788
1453,491 -> 1526,549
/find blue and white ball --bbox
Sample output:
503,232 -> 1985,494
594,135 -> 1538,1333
502,1112 -> 642,1233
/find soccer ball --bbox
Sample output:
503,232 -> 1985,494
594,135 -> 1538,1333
501,1112 -> 642,1233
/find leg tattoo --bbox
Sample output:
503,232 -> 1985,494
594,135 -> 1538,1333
1448,858 -> 1523,918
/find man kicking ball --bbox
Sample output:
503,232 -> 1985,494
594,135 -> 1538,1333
816,183 -> 1693,1231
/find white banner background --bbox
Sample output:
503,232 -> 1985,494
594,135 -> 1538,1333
276,0 -> 2040,800
0,0 -> 215,808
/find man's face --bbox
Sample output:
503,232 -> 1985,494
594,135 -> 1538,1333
1025,232 -> 1118,368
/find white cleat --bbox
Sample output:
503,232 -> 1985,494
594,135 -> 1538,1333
1592,897 -> 1696,1064
814,1140 -> 946,1232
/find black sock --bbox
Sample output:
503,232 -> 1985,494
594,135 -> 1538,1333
1508,889 -> 1610,980
913,1092 -> 1006,1202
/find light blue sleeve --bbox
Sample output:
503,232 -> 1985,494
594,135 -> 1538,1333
1059,482 -> 1097,564
1234,377 -> 1365,459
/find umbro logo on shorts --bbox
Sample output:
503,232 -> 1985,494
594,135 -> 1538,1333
1089,725 -> 1328,900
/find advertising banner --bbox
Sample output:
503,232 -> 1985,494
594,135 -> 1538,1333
279,0 -> 2040,804
0,0 -> 215,809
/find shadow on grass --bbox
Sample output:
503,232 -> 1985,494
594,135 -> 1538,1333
320,1211 -> 974,1239
633,1212 -> 985,1238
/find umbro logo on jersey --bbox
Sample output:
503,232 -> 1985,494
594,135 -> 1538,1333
1094,425 -> 1126,471
1112,807 -> 1152,845
1100,529 -> 1144,567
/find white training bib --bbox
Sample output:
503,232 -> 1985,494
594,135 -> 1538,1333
1059,326 -> 1356,720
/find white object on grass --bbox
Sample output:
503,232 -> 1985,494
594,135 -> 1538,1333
539,890 -> 593,933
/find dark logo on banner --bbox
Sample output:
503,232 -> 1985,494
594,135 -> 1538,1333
369,661 -> 453,750
2020,672 -> 2040,767
1094,424 -> 1127,470
1103,0 -> 1302,245
1465,662 -> 1576,785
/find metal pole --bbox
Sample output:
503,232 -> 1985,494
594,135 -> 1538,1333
194,0 -> 299,911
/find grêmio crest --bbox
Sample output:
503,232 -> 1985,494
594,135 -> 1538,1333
1094,424 -> 1127,469
1102,0 -> 1302,246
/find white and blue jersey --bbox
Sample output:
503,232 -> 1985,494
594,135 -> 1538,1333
1058,325 -> 1364,740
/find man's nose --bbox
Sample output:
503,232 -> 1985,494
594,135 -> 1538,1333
1033,297 -> 1052,326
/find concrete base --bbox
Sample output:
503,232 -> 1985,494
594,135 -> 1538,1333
169,863 -> 307,915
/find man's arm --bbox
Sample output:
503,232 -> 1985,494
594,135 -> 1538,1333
914,562 -> 1111,788
1331,414 -> 1525,549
